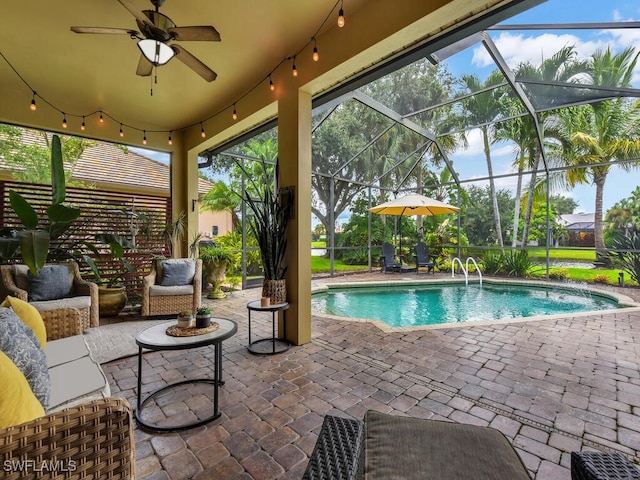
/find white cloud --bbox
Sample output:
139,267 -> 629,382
471,32 -> 610,70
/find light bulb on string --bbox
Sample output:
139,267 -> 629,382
312,38 -> 319,62
337,1 -> 345,27
143,130 -> 147,145
232,104 -> 238,121
269,75 -> 275,91
81,116 -> 86,131
99,111 -> 104,123
119,124 -> 124,137
200,123 -> 206,138
30,92 -> 37,111
292,56 -> 298,77
168,132 -> 173,146
62,114 -> 67,129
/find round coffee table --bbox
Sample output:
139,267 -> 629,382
134,317 -> 237,432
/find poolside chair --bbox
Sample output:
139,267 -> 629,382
380,243 -> 401,273
414,242 -> 435,274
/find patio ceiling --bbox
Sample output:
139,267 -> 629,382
0,0 -> 536,153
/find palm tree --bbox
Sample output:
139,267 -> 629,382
200,180 -> 241,229
495,106 -> 537,248
563,47 -> 640,261
461,71 -> 508,249
510,46 -> 589,247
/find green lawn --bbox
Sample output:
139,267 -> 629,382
309,246 -> 637,286
311,256 -> 369,273
528,248 -> 596,261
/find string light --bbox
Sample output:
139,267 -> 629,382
6,0 -> 346,144
337,1 -> 345,27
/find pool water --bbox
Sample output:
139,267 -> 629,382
311,283 -> 620,327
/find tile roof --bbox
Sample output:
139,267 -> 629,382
1,128 -> 212,195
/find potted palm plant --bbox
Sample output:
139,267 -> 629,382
243,162 -> 290,304
200,244 -> 236,299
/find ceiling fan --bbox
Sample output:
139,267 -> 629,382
70,0 -> 220,81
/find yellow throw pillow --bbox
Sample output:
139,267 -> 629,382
0,351 -> 45,429
1,296 -> 47,348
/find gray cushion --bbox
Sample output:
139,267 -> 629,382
28,265 -> 73,301
31,296 -> 91,312
44,335 -> 90,369
161,260 -> 193,286
0,307 -> 51,407
48,356 -> 110,412
364,411 -> 531,480
157,259 -> 196,285
149,285 -> 194,296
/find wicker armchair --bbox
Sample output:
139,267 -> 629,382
0,263 -> 99,340
141,258 -> 202,316
0,397 -> 135,480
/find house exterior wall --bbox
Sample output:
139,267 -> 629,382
199,210 -> 233,240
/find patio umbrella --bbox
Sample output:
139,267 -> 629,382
369,193 -> 460,266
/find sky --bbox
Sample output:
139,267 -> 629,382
445,0 -> 640,214
132,0 -> 640,220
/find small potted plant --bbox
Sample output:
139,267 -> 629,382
196,306 -> 211,328
177,310 -> 193,328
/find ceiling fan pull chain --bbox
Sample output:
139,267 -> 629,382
150,67 -> 154,96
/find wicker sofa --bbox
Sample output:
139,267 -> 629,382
0,397 -> 135,480
0,304 -> 134,479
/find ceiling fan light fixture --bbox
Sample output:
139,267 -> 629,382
137,38 -> 175,66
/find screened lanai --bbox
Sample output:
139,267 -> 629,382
201,0 -> 640,284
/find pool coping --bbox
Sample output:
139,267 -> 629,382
311,276 -> 640,333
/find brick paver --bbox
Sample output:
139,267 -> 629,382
102,273 -> 640,479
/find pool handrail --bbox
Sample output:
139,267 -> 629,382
465,257 -> 483,286
451,257 -> 468,284
452,257 -> 483,286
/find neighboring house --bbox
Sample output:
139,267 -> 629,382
0,129 -> 232,240
558,213 -> 595,247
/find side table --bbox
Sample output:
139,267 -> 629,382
247,300 -> 290,354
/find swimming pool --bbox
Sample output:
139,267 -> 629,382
312,281 -> 625,328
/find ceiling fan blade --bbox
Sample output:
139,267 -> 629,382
136,54 -> 153,77
118,0 -> 154,28
167,26 -> 221,42
71,26 -> 138,35
172,45 -> 217,82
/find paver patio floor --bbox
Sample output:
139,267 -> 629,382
103,272 -> 640,479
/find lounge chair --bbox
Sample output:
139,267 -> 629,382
414,242 -> 435,274
303,411 -> 532,480
379,243 -> 401,273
